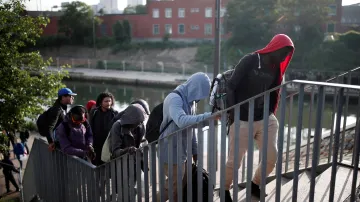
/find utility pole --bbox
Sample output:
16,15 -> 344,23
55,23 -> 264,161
213,0 -> 221,79
93,15 -> 96,58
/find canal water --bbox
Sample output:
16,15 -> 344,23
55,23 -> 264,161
66,81 -> 359,151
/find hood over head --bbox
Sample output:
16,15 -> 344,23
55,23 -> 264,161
175,72 -> 211,103
119,105 -> 145,126
255,34 -> 295,77
131,99 -> 150,115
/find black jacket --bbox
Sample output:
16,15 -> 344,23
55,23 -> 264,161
109,105 -> 146,158
41,100 -> 67,143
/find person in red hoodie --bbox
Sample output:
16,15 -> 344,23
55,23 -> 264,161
224,34 -> 294,200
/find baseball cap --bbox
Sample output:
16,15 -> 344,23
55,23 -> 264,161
58,88 -> 77,97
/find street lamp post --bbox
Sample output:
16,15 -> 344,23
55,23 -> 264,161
213,0 -> 221,79
93,15 -> 96,58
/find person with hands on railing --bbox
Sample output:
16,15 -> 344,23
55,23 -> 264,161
56,105 -> 95,161
156,72 -> 215,202
224,34 -> 294,201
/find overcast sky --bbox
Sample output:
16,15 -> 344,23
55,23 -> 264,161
24,0 -> 360,11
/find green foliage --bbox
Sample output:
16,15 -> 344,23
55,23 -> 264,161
123,20 -> 132,43
112,21 -> 125,43
35,35 -> 71,48
337,31 -> 360,52
58,1 -> 101,45
123,5 -> 146,14
162,33 -> 171,43
0,0 -> 67,151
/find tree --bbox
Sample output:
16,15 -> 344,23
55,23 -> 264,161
123,20 -> 132,43
98,8 -> 106,16
58,1 -> 101,45
113,21 -> 125,42
123,6 -> 136,14
226,0 -> 279,48
0,0 -> 67,152
135,5 -> 147,14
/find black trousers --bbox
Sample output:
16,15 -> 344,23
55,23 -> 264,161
4,171 -> 19,191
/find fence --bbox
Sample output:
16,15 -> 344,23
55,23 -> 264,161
23,79 -> 360,202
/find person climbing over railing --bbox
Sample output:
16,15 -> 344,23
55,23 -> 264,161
224,34 -> 295,201
56,105 -> 95,161
156,72 -> 220,202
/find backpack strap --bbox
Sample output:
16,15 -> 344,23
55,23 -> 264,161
159,90 -> 182,135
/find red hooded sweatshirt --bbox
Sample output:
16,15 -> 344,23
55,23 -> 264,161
256,34 -> 295,113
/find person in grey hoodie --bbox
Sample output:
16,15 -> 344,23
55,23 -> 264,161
157,72 -> 216,202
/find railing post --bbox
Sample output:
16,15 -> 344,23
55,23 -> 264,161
350,119 -> 360,202
232,105 -> 240,202
340,72 -> 352,162
329,88 -> 345,202
197,124 -> 204,202
309,86 -> 325,202
275,86 -> 287,201
220,111 -> 228,202
246,100 -> 255,202
260,92 -> 270,201
292,84 -> 305,202
306,86 -> 315,168
285,96 -> 294,172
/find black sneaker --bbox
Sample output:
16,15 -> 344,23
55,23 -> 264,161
251,181 -> 267,198
225,190 -> 233,202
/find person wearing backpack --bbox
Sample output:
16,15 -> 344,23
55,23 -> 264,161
19,130 -> 30,154
36,88 -> 77,151
157,72 -> 220,202
224,34 -> 294,201
89,92 -> 118,166
56,105 -> 95,160
1,152 -> 20,193
13,138 -> 26,169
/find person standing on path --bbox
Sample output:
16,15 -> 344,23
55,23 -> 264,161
37,88 -> 77,151
89,92 -> 118,166
224,34 -> 294,201
0,152 -> 20,193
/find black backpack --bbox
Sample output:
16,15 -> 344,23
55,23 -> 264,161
183,163 -> 211,202
36,108 -> 50,135
145,90 -> 182,144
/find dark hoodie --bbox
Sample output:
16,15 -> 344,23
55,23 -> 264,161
226,34 -> 294,121
41,99 -> 67,143
109,105 -> 146,158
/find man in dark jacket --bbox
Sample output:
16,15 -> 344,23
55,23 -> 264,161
1,152 -> 20,193
224,34 -> 294,201
38,88 -> 76,151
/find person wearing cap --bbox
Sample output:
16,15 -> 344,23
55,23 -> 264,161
39,87 -> 77,151
224,34 -> 294,201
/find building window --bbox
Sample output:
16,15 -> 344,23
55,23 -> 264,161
178,8 -> 185,18
191,25 -> 199,30
165,8 -> 172,18
205,8 -> 212,18
178,24 -> 185,34
220,7 -> 226,17
328,5 -> 337,16
153,9 -> 159,18
327,23 -> 335,32
101,24 -> 107,36
191,8 -> 199,13
165,24 -> 172,34
153,24 -> 160,35
205,24 -> 212,35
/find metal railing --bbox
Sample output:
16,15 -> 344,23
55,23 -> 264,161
23,79 -> 360,202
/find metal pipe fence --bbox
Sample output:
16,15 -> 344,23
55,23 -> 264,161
23,79 -> 360,202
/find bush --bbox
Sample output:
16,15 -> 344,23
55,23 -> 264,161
35,35 -> 71,48
96,60 -> 105,69
337,30 -> 360,52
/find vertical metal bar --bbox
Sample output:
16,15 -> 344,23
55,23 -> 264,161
177,131 -> 183,202
68,158 -> 73,200
353,91 -> 360,165
329,88 -> 345,202
340,73 -> 352,162
143,146 -> 149,202
246,100 -> 255,202
116,159 -> 123,202
233,105 -> 240,202
208,120 -> 215,201
186,129 -> 193,202
275,86 -> 287,201
168,135 -> 174,202
241,155 -> 246,182
82,164 -> 87,202
220,111 -> 227,202
76,159 -> 81,202
306,87 -> 315,168
260,92 -> 270,201
292,85 -> 304,202
285,96 -> 294,172
350,120 -> 360,202
94,168 -> 100,202
328,86 -> 338,164
197,124 -> 204,202
129,154 -> 135,202
136,150 -> 142,202
106,163 -> 111,201
158,138 -> 165,202
309,86 -> 325,202
150,143 -> 157,202
100,166 -> 106,201
123,155 -> 129,202
111,159 -> 117,202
